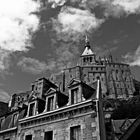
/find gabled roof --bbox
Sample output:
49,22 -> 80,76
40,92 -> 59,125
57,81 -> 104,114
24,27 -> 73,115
119,115 -> 140,140
112,119 -> 135,135
67,78 -> 81,88
45,87 -> 56,95
81,47 -> 94,56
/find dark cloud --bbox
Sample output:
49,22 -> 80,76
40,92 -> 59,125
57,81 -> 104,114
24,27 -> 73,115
17,57 -> 55,75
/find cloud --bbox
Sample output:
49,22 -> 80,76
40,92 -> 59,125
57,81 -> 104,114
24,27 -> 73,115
0,0 -> 40,52
123,46 -> 140,66
52,6 -> 104,35
17,57 -> 54,75
0,0 -> 40,73
50,0 -> 140,42
49,0 -> 140,17
49,6 -> 104,72
44,0 -> 140,73
55,43 -> 78,70
112,0 -> 140,14
0,50 -> 11,72
0,89 -> 10,103
48,0 -> 67,8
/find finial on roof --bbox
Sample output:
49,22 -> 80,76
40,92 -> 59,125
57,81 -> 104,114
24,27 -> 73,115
85,35 -> 90,48
85,35 -> 88,42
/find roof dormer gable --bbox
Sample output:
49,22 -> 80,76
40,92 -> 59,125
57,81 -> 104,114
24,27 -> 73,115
45,87 -> 57,96
67,79 -> 81,88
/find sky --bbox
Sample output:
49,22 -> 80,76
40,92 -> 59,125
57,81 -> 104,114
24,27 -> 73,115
1,0 -> 140,102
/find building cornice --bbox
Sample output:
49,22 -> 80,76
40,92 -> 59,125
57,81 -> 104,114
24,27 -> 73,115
0,127 -> 17,134
19,99 -> 96,128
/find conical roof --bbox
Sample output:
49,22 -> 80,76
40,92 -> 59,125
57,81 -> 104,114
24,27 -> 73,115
81,36 -> 95,56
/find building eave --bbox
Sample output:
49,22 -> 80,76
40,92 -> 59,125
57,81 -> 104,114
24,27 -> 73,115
19,99 -> 96,123
0,127 -> 17,134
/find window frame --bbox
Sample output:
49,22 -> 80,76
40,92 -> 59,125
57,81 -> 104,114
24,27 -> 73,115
44,130 -> 53,140
0,117 -> 5,130
70,125 -> 81,140
25,134 -> 32,140
47,96 -> 54,111
28,102 -> 36,117
71,87 -> 79,105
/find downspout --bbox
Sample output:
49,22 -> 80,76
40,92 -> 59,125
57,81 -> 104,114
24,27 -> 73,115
96,79 -> 106,140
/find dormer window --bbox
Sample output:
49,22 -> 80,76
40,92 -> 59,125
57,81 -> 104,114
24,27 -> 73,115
12,113 -> 19,126
47,96 -> 54,111
28,102 -> 35,117
0,117 -> 4,130
71,88 -> 79,104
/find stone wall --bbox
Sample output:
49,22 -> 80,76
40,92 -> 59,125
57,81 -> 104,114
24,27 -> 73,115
19,114 -> 98,140
106,63 -> 135,98
0,131 -> 17,140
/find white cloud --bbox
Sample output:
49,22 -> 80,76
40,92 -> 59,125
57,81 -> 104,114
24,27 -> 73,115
0,0 -> 40,73
112,0 -> 140,14
0,0 -> 40,52
52,6 -> 104,35
53,0 -> 140,17
48,0 -> 67,8
0,89 -> 10,103
123,46 -> 140,66
17,57 -> 55,75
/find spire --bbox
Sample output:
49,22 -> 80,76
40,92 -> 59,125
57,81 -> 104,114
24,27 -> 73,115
85,35 -> 90,48
81,36 -> 96,65
81,35 -> 94,56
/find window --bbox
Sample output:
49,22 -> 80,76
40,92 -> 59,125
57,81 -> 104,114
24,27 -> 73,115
83,58 -> 86,62
12,113 -> 19,126
29,103 -> 35,117
47,96 -> 54,111
25,134 -> 32,140
90,57 -> 92,62
44,131 -> 53,140
70,126 -> 81,140
0,117 -> 4,130
71,88 -> 79,104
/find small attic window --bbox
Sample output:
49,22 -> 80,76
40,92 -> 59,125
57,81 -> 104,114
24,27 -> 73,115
47,96 -> 54,111
12,113 -> 19,126
0,117 -> 4,130
28,102 -> 35,117
71,88 -> 79,104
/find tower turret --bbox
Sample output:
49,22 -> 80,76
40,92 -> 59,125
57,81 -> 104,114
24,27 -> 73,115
80,36 -> 96,65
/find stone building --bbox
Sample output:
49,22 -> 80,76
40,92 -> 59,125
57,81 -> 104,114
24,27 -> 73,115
0,37 -> 140,140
